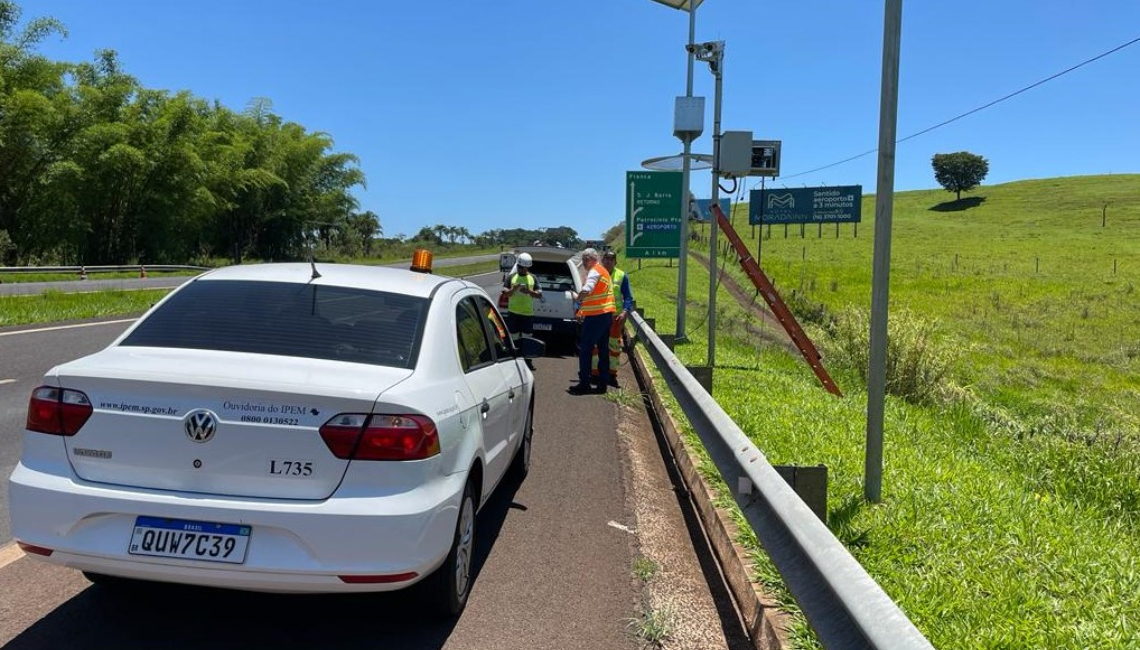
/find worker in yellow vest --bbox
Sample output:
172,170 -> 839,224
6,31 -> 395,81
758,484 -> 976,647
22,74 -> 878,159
569,248 -> 615,395
591,250 -> 634,388
502,252 -> 541,369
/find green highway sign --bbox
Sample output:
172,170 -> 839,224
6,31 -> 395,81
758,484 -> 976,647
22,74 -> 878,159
625,171 -> 683,259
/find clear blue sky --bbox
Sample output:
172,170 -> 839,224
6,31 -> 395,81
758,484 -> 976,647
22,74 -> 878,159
19,0 -> 1140,241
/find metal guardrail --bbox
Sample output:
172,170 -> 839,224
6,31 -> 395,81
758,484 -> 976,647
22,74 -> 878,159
0,265 -> 209,275
630,311 -> 935,650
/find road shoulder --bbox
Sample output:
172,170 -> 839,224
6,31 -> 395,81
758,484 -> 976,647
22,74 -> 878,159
610,357 -> 753,650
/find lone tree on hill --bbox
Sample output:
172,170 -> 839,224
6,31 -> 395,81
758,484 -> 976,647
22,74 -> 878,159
932,151 -> 989,201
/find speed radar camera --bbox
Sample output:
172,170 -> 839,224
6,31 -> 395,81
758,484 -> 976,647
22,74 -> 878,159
720,132 -> 782,178
751,140 -> 781,178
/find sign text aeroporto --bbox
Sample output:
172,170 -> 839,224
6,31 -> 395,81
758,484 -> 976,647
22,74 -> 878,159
626,171 -> 683,258
749,185 -> 862,225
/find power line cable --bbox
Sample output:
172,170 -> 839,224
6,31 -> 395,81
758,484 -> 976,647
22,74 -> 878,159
762,34 -> 1140,185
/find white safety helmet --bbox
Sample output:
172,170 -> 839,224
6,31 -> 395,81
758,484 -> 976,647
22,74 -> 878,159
517,253 -> 533,268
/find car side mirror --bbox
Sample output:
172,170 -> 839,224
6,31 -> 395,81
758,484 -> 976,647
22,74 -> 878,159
515,335 -> 545,360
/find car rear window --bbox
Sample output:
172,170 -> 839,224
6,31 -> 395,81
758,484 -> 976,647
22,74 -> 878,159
529,260 -> 577,292
120,280 -> 428,369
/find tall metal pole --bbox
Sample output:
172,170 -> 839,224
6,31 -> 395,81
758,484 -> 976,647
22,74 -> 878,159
707,49 -> 722,367
865,0 -> 903,504
677,3 -> 697,342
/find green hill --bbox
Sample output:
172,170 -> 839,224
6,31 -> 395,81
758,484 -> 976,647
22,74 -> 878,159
626,173 -> 1140,649
710,173 -> 1140,431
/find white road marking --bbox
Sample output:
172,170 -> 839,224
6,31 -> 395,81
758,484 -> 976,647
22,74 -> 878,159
0,379 -> 15,386
0,541 -> 24,570
607,520 -> 637,535
0,318 -> 136,338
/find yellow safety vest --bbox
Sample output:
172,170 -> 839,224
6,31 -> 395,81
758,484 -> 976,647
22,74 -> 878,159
508,272 -> 536,316
610,268 -> 626,311
578,266 -> 616,317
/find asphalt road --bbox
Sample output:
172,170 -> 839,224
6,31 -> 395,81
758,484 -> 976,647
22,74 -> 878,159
0,255 -> 499,297
0,270 -> 654,649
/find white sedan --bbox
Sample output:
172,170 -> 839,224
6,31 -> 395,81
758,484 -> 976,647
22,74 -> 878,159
7,261 -> 542,615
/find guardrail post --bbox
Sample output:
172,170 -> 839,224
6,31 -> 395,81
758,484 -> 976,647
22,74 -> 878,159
774,465 -> 828,523
686,365 -> 713,393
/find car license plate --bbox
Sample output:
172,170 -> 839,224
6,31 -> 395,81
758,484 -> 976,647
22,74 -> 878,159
129,516 -> 251,564
533,323 -> 552,331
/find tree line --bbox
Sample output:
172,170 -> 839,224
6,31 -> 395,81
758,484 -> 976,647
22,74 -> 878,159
0,2 -> 591,267
0,2 -> 382,266
404,225 -> 582,250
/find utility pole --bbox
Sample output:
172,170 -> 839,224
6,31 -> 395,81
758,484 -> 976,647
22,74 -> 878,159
677,4 -> 697,341
707,45 -> 723,367
865,0 -> 903,503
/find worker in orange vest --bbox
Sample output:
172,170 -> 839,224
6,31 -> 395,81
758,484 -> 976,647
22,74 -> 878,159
591,249 -> 634,388
569,248 -> 616,395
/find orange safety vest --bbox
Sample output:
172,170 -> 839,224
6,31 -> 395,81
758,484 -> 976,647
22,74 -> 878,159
578,265 -> 616,317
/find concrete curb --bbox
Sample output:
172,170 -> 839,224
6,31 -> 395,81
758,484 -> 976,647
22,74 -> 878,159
626,333 -> 789,650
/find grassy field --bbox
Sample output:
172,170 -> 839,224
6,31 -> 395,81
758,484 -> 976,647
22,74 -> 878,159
696,174 -> 1140,444
623,174 -> 1140,648
0,289 -> 171,327
437,260 -> 501,279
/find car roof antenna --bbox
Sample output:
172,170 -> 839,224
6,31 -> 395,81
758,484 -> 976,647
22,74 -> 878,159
307,229 -> 322,280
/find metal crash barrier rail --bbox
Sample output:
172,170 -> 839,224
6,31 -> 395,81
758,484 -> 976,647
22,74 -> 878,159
629,311 -> 935,650
0,265 -> 209,275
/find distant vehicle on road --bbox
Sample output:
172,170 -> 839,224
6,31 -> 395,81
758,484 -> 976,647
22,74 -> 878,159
8,259 -> 543,615
498,246 -> 583,344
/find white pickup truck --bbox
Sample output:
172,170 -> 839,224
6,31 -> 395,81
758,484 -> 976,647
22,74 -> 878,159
498,246 -> 583,343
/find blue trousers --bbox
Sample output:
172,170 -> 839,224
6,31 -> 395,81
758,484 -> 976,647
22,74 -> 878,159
578,312 -> 613,385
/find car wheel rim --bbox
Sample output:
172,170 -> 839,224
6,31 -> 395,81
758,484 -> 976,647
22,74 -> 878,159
454,496 -> 474,599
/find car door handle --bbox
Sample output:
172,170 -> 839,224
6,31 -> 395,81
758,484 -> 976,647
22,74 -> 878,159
480,399 -> 490,416
509,388 -> 516,401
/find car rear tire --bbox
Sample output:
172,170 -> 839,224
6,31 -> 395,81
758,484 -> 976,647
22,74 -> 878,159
431,480 -> 476,616
509,398 -> 534,481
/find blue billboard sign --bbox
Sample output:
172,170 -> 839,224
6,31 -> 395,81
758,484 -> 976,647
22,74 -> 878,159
692,198 -> 731,222
749,185 -> 862,225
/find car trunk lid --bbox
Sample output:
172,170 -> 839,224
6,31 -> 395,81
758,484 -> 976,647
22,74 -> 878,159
55,347 -> 412,500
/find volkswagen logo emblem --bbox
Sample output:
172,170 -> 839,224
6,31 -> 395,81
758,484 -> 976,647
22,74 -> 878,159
184,410 -> 217,443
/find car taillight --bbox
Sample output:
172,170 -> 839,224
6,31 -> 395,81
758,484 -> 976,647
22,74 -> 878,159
319,414 -> 367,458
26,386 -> 93,436
319,413 -> 439,461
17,542 -> 54,557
